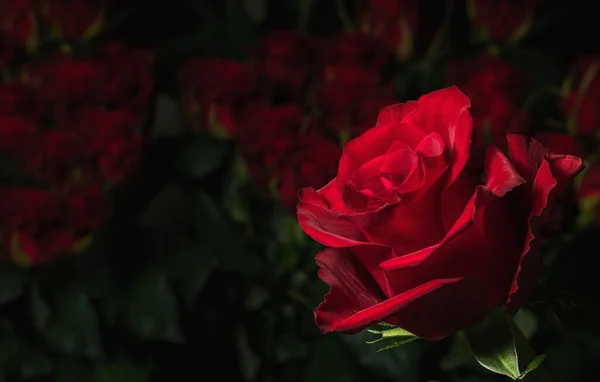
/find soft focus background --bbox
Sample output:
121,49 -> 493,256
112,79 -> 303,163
2,0 -> 600,381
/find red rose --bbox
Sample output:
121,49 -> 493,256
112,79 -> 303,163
41,0 -> 111,40
468,0 -> 543,42
252,31 -> 315,102
561,56 -> 600,136
357,0 -> 419,62
318,33 -> 390,72
178,58 -> 256,137
297,87 -> 582,340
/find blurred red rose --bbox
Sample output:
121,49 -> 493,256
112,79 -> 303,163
0,116 -> 37,156
318,33 -> 390,72
251,31 -> 315,102
96,44 -> 154,113
239,104 -> 340,209
316,65 -> 396,139
81,108 -> 143,185
21,55 -> 105,123
277,133 -> 341,211
561,56 -> 600,136
468,0 -> 543,42
41,0 -> 111,40
66,183 -> 109,231
179,58 -> 256,137
357,0 -> 419,62
451,54 -> 528,162
0,0 -> 38,52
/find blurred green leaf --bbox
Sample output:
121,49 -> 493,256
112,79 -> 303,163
0,338 -> 22,377
341,330 -> 424,380
275,334 -> 308,363
303,335 -> 372,382
92,361 -> 150,382
464,312 -> 547,380
440,330 -> 493,374
20,351 -> 53,379
52,359 -> 93,382
43,289 -> 103,359
237,327 -> 260,382
29,284 -> 51,330
175,136 -> 230,180
0,265 -> 29,305
124,270 -> 184,343
244,286 -> 270,311
190,191 -> 264,276
166,243 -> 217,307
243,0 -> 267,24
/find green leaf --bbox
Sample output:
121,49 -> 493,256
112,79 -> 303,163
166,243 -> 217,307
124,270 -> 184,343
242,0 -> 267,23
92,361 -> 150,382
464,311 -> 547,380
175,136 -> 229,180
43,289 -> 103,359
341,330 -> 424,380
237,327 -> 260,382
366,326 -> 417,344
0,265 -> 29,305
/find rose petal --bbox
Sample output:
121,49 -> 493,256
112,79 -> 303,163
484,145 -> 527,198
338,122 -> 427,186
381,187 -> 524,340
506,160 -> 556,312
314,246 -> 461,334
404,86 -> 472,183
376,100 -> 418,125
297,188 -> 369,247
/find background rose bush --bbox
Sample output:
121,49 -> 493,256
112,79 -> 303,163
0,0 -> 600,381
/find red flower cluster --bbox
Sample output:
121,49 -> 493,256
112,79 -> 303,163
356,0 -> 420,62
468,0 -> 543,43
179,31 -> 403,210
0,0 -> 111,65
0,44 -> 154,266
450,54 -> 528,163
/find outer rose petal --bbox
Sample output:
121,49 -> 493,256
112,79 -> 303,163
505,134 -> 583,312
297,187 -> 369,247
314,247 -> 461,334
380,186 -> 523,340
376,100 -> 418,125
